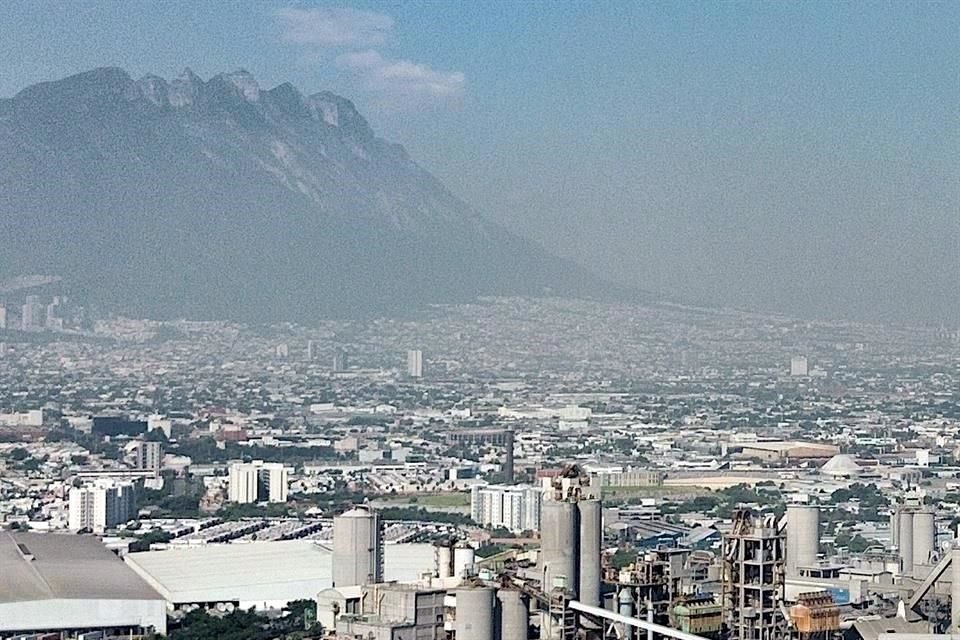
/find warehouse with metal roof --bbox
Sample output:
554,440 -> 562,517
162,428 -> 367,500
123,540 -> 437,610
0,531 -> 167,636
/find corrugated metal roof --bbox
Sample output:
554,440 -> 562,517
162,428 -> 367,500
0,531 -> 163,604
123,541 -> 436,605
852,617 -> 930,640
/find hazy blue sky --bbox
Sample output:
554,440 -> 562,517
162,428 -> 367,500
2,2 -> 958,321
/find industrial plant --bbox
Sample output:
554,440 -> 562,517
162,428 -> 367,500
300,465 -> 960,640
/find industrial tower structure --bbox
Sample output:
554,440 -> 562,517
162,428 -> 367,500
723,508 -> 788,640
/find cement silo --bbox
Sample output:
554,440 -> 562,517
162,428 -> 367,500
540,500 -> 579,595
437,542 -> 454,579
455,586 -> 495,640
497,588 -> 528,640
898,509 -> 915,576
332,505 -> 383,587
913,508 -> 935,576
618,588 -> 636,640
454,544 -> 476,578
786,504 -> 820,576
578,499 -> 602,606
890,510 -> 901,548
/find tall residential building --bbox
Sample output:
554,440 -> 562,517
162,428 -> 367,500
45,297 -> 64,330
0,305 -> 6,329
134,440 -> 163,477
307,340 -> 316,360
332,349 -> 348,372
406,349 -> 424,378
228,460 -> 289,503
790,355 -> 809,377
21,295 -> 42,331
68,480 -> 136,532
471,484 -> 542,533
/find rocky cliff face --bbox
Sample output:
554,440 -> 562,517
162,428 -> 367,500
0,68 -> 616,321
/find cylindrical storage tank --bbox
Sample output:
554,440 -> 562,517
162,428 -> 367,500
899,509 -> 915,575
437,544 -> 454,579
332,506 -> 383,587
497,588 -> 528,640
454,545 -> 476,578
540,500 -> 579,595
578,499 -> 602,606
891,510 -> 901,548
913,509 -> 936,576
618,588 -> 636,640
455,587 -> 495,640
786,504 -> 820,576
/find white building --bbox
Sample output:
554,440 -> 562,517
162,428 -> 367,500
0,532 -> 166,636
0,409 -> 43,427
407,349 -> 423,378
134,440 -> 162,477
471,484 -> 542,533
0,305 -> 6,329
228,460 -> 289,503
790,355 -> 809,377
68,480 -> 136,532
407,349 -> 424,378
21,295 -> 42,331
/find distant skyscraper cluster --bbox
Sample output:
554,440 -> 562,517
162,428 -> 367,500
0,295 -> 77,332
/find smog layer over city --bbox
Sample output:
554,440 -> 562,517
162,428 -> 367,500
0,3 -> 958,640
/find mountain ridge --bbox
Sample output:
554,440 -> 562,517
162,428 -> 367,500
0,67 -> 629,322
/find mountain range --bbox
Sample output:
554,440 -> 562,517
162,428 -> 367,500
0,68 -> 622,322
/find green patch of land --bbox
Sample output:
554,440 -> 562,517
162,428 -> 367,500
374,492 -> 471,508
601,485 -> 711,500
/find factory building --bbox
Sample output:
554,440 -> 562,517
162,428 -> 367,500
0,532 -> 166,636
734,441 -> 839,462
471,483 -> 542,533
593,469 -> 665,488
326,583 -> 447,640
124,540 -> 436,610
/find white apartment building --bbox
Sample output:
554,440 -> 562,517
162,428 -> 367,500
228,460 -> 289,504
134,440 -> 162,477
68,480 -> 136,532
470,484 -> 542,533
791,355 -> 809,376
406,349 -> 423,378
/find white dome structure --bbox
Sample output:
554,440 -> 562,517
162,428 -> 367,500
820,454 -> 861,477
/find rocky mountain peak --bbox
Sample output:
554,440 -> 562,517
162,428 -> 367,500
0,67 -> 613,321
